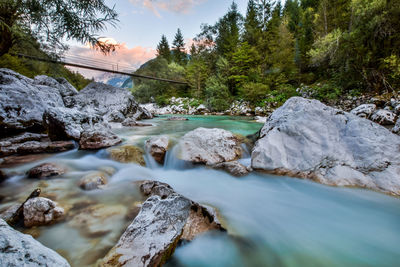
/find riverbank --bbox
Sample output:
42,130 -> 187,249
1,69 -> 400,266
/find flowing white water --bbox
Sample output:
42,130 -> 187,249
0,115 -> 399,267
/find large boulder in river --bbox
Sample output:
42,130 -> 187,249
251,97 -> 400,196
102,180 -> 223,267
0,68 -> 65,136
176,128 -> 242,165
145,136 -> 170,164
43,107 -> 104,141
68,82 -> 139,122
79,129 -> 121,150
0,219 -> 70,266
27,163 -> 66,179
102,194 -> 191,267
23,197 -> 65,227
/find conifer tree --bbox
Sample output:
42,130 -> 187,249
156,35 -> 171,62
172,28 -> 187,65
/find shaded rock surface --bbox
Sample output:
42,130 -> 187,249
23,197 -> 65,227
27,163 -> 66,179
0,132 -> 75,157
0,69 -> 65,135
0,219 -> 70,266
79,129 -> 121,150
176,128 -> 242,165
108,145 -> 145,165
102,180 -> 224,267
251,97 -> 400,195
67,82 -> 139,122
43,107 -> 104,141
212,161 -> 249,177
79,171 -> 108,191
1,69 -> 140,157
145,136 -> 169,164
0,169 -> 7,183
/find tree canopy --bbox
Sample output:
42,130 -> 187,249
0,0 -> 119,56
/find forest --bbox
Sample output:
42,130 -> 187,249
132,0 -> 400,111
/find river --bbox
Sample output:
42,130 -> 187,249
1,115 -> 399,267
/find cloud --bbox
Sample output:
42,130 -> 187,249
66,42 -> 156,79
129,0 -> 206,17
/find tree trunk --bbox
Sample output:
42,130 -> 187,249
0,28 -> 13,56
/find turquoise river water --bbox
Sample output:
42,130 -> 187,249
0,115 -> 399,267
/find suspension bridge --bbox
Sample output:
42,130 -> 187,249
15,53 -> 188,85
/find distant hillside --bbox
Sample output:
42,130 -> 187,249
96,72 -> 133,89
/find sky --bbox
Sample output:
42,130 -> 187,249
68,0 -> 249,78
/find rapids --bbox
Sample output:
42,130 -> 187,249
0,115 -> 399,267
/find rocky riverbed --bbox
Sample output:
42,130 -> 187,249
1,69 -> 400,266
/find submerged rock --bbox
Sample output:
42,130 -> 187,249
108,145 -> 145,166
69,204 -> 127,238
176,127 -> 242,165
167,116 -> 189,121
212,161 -> 249,177
23,197 -> 65,227
79,171 -> 108,191
0,219 -> 70,266
27,163 -> 66,179
121,117 -> 153,127
102,180 -> 224,267
79,129 -> 121,150
145,136 -> 169,164
251,97 -> 400,195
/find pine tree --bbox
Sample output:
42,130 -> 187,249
156,35 -> 171,62
244,0 -> 262,46
172,28 -> 187,65
215,1 -> 242,57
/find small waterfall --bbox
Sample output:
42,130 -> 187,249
240,143 -> 251,158
163,146 -> 193,170
144,150 -> 161,169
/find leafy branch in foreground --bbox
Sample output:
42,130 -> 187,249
0,0 -> 119,56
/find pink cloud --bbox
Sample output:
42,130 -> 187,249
130,0 -> 206,17
66,42 -> 156,79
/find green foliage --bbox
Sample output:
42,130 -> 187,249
0,0 -> 118,56
172,28 -> 187,65
240,82 -> 270,106
204,75 -> 231,111
144,0 -> 400,108
131,57 -> 186,103
0,35 -> 90,90
157,35 -> 171,63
